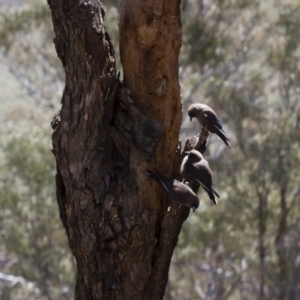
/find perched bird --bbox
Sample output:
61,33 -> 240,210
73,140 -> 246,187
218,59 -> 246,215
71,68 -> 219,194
188,103 -> 230,147
181,150 -> 220,205
145,169 -> 200,212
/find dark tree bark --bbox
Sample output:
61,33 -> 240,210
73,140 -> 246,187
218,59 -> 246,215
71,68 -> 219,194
48,1 -> 203,299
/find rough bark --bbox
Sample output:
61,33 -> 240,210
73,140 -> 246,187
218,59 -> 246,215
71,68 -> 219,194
47,0 -> 190,299
48,0 -> 208,299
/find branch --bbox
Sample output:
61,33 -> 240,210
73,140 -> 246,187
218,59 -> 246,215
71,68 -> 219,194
182,126 -> 209,155
0,271 -> 35,290
2,61 -> 54,108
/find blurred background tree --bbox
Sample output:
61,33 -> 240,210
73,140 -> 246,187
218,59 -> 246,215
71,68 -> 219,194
0,1 -> 74,299
0,0 -> 300,299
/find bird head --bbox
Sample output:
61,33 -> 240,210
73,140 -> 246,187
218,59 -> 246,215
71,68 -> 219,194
184,150 -> 202,162
190,149 -> 203,159
187,105 -> 198,122
188,112 -> 194,122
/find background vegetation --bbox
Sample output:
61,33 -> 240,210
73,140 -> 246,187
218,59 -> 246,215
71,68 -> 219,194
0,0 -> 299,299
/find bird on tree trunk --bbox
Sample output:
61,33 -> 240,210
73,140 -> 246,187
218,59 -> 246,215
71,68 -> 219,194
181,150 -> 220,205
188,103 -> 231,148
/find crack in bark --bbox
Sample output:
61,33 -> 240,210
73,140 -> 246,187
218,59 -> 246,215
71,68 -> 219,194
112,86 -> 164,161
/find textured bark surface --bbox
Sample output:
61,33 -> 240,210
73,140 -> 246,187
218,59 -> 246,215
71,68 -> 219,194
119,0 -> 183,215
48,0 -> 197,299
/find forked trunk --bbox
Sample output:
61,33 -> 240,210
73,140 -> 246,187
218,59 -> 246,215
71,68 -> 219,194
48,0 -> 192,299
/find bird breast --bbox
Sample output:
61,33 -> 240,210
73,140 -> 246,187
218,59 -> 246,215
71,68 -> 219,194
196,109 -> 208,127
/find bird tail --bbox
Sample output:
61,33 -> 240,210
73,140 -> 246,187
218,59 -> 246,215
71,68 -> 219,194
145,169 -> 160,181
208,190 -> 218,205
216,127 -> 231,148
212,187 -> 220,198
145,169 -> 171,195
198,181 -> 218,205
198,181 -> 220,198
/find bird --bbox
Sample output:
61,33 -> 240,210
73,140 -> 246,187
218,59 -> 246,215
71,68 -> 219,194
188,103 -> 230,148
145,169 -> 200,212
181,150 -> 220,205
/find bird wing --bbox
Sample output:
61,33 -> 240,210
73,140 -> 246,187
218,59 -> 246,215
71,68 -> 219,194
196,176 -> 215,195
212,187 -> 220,198
196,175 -> 220,200
146,170 -> 199,208
203,110 -> 223,129
172,180 -> 193,195
157,177 -> 196,205
172,180 -> 199,207
146,170 -> 175,195
157,178 -> 190,202
189,162 -> 220,197
157,177 -> 176,195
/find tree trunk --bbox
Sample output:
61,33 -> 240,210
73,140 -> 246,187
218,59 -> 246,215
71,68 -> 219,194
48,1 -> 190,299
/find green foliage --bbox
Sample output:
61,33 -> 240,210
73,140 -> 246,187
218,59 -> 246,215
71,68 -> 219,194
0,1 -> 74,299
172,0 -> 300,299
102,1 -> 121,69
0,0 -> 63,109
0,104 -> 75,299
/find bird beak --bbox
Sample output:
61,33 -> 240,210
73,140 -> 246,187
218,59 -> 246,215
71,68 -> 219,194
192,206 -> 196,212
190,117 -> 193,122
